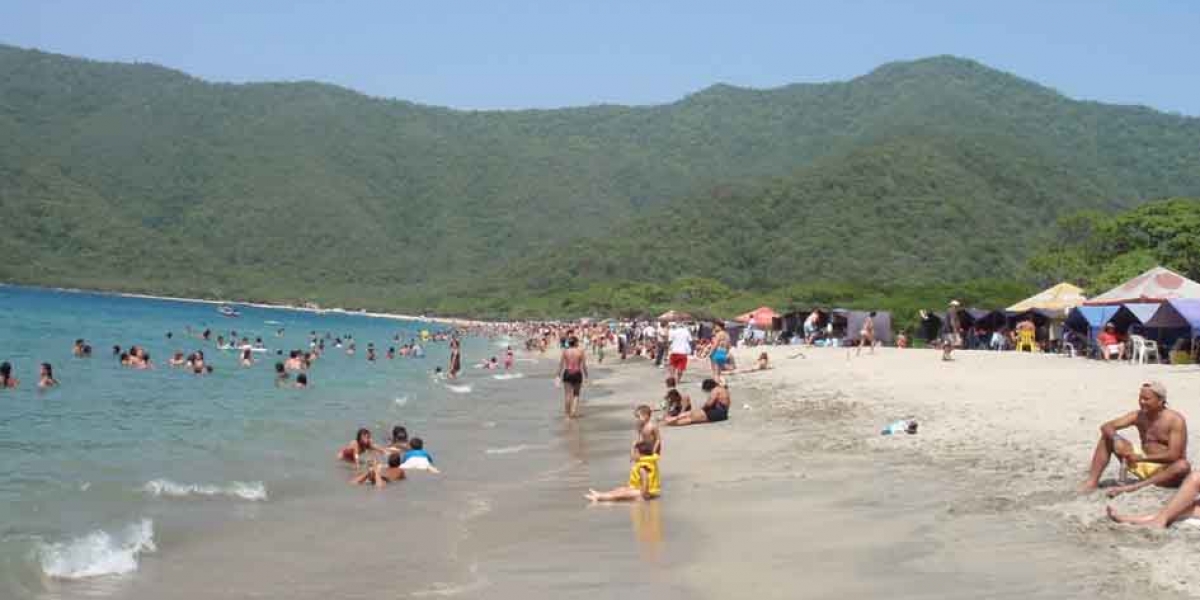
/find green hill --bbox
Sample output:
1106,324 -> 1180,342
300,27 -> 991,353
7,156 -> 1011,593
1,45 -> 1198,315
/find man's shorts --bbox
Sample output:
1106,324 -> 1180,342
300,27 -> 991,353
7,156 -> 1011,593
669,353 -> 688,372
1119,437 -> 1167,480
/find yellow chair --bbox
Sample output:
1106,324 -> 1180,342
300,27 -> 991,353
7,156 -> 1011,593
1015,329 -> 1037,352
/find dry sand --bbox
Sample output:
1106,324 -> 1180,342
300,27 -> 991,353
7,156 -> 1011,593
585,346 -> 1200,599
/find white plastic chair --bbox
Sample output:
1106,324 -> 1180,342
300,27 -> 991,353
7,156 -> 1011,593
1129,335 -> 1146,364
1141,339 -> 1161,364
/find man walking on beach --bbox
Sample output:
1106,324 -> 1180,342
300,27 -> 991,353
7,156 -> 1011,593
667,323 -> 692,383
942,301 -> 962,361
1080,381 -> 1189,496
556,336 -> 588,418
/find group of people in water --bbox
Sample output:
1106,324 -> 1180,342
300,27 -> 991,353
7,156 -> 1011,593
340,425 -> 438,488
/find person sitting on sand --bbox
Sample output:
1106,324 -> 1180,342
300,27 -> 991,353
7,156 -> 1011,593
1108,465 -> 1200,529
662,377 -> 691,417
664,379 -> 730,426
38,363 -> 58,388
400,438 -> 440,473
634,405 -> 662,459
351,452 -> 406,488
753,352 -> 770,371
338,428 -> 383,465
587,441 -> 661,502
1080,381 -> 1189,496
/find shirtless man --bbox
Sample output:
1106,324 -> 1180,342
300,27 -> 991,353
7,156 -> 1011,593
856,312 -> 877,357
284,350 -> 305,372
556,336 -> 588,418
1080,381 -> 1189,497
665,379 -> 730,426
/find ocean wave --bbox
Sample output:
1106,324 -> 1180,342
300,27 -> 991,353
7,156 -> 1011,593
39,519 -> 156,579
394,395 -> 410,406
484,444 -> 546,455
142,479 -> 268,501
445,384 -> 472,394
491,373 -> 524,380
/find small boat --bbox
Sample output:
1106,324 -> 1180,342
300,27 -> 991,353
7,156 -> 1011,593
218,305 -> 241,318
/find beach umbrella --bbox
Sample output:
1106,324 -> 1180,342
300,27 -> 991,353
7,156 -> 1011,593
734,306 -> 780,329
657,310 -> 692,322
1007,282 -> 1087,314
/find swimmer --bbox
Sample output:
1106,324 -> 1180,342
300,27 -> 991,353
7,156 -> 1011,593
0,361 -> 18,389
38,363 -> 58,388
505,346 -> 514,371
338,428 -> 382,465
587,441 -> 660,502
285,351 -> 305,372
400,438 -> 440,473
72,339 -> 86,357
351,452 -> 406,488
240,348 -> 254,367
274,362 -> 290,387
169,352 -> 186,367
294,373 -> 308,388
386,425 -> 410,454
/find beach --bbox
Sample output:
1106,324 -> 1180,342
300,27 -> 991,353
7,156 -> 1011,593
6,286 -> 1200,599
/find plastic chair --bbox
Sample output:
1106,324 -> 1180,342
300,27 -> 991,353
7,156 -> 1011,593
1015,330 -> 1037,352
1141,339 -> 1161,364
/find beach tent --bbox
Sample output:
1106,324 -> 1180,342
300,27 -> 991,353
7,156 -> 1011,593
1085,266 -> 1200,306
1006,282 -> 1088,314
1109,303 -> 1161,334
657,310 -> 692,322
1005,308 -> 1056,329
843,311 -> 894,345
964,309 -> 1007,330
1065,305 -> 1120,336
1146,299 -> 1200,333
735,306 -> 780,329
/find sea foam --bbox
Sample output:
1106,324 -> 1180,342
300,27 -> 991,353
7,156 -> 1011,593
39,519 -> 156,579
492,373 -> 524,380
142,479 -> 268,501
445,384 -> 472,394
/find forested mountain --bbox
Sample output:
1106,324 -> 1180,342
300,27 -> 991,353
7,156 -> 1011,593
2,44 -> 1199,315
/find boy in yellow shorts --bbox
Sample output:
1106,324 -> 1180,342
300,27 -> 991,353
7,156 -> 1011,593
587,441 -> 660,502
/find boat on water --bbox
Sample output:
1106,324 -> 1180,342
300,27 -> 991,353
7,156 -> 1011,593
218,304 -> 241,318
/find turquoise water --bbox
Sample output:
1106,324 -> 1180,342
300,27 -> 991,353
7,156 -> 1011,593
0,287 -> 457,596
0,286 -> 673,600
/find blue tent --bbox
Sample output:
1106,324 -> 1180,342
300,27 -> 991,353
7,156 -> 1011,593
1111,303 -> 1162,334
1065,306 -> 1120,336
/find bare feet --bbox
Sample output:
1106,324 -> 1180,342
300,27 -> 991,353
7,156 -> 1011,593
1106,484 -> 1137,498
1078,480 -> 1100,494
585,489 -> 600,502
1106,505 -> 1161,527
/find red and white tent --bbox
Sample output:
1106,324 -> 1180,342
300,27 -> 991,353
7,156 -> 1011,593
734,306 -> 779,329
1084,266 -> 1200,306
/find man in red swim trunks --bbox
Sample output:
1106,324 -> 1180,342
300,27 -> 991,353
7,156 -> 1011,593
667,323 -> 692,382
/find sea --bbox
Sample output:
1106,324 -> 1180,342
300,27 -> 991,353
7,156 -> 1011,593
0,286 -> 669,600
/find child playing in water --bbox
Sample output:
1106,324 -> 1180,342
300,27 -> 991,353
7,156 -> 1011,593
399,438 -> 440,473
337,428 -> 382,465
351,452 -> 406,488
587,441 -> 660,502
633,405 -> 662,459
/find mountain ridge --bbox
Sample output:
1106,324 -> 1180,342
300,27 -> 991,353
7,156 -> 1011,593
2,43 -> 1199,315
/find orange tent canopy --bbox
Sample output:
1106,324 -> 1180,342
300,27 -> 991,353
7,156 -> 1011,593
735,306 -> 779,328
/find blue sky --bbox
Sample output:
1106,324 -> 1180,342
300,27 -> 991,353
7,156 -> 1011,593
1,1 -> 1197,114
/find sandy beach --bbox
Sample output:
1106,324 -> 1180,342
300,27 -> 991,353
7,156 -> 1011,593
576,345 -> 1200,599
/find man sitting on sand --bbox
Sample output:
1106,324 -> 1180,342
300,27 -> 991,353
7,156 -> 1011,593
1080,381 -> 1189,497
664,379 -> 730,426
587,441 -> 660,502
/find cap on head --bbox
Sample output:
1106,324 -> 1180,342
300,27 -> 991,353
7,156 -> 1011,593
1143,381 -> 1168,402
949,300 -> 961,307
